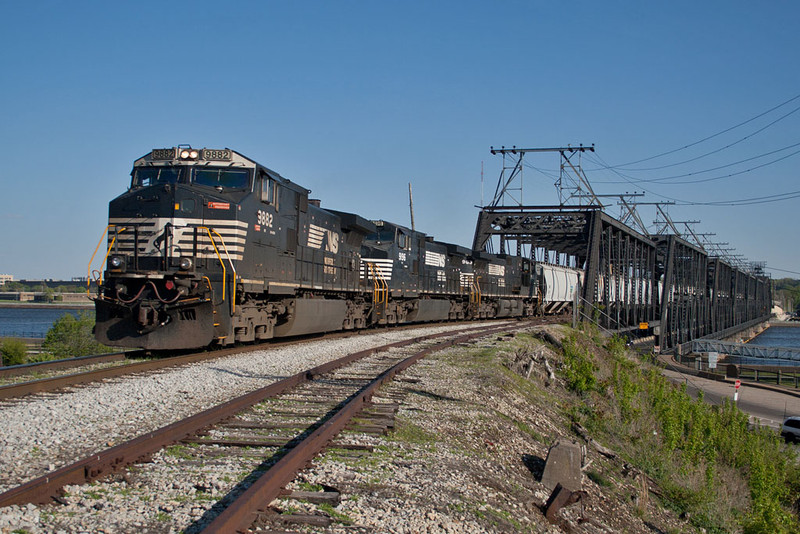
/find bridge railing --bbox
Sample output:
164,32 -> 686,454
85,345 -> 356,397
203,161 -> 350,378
698,364 -> 800,390
692,338 -> 800,361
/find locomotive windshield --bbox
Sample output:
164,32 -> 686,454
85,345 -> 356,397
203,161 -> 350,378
132,166 -> 183,187
367,229 -> 396,243
192,168 -> 250,190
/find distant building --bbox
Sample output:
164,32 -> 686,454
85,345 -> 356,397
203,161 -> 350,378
0,274 -> 13,286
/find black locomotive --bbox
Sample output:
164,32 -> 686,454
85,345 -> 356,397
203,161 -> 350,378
90,147 -> 581,350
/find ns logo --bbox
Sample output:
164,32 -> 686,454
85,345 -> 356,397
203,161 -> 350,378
324,230 -> 339,254
308,223 -> 339,254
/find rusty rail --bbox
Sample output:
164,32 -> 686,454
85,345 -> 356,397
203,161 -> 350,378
0,351 -> 137,379
0,323 -> 515,508
0,348 -> 240,401
203,324 -> 518,533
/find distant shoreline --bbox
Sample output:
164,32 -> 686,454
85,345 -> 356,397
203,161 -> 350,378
0,302 -> 93,310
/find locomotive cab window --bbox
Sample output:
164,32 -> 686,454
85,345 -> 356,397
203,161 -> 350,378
192,168 -> 250,190
260,175 -> 278,206
132,166 -> 183,188
397,231 -> 411,250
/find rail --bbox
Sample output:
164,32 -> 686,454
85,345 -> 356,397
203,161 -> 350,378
697,364 -> 800,390
86,223 -> 238,312
470,276 -> 482,306
574,295 -> 615,337
0,324 -> 515,508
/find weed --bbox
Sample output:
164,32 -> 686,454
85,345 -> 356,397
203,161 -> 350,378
319,502 -> 352,524
587,470 -> 613,488
298,481 -> 324,492
560,335 -> 597,395
390,419 -> 438,450
164,444 -> 195,460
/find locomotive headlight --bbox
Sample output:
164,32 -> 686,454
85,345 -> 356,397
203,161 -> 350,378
179,149 -> 200,160
189,150 -> 198,158
179,257 -> 193,271
109,255 -> 125,271
180,150 -> 190,159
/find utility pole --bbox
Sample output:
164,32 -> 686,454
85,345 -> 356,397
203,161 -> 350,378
408,182 -> 415,231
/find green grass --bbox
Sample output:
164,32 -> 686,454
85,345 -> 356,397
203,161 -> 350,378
319,502 -> 353,524
587,470 -> 613,488
566,331 -> 800,533
389,419 -> 439,449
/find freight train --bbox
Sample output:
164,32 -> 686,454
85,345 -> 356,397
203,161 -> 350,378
89,147 -> 583,350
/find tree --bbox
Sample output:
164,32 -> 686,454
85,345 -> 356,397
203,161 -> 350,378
0,338 -> 28,366
3,281 -> 24,292
41,312 -> 109,359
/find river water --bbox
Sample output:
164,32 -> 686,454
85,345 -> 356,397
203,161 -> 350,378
748,325 -> 800,348
0,307 -> 94,339
725,324 -> 800,366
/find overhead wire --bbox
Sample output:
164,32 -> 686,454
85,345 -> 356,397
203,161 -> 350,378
587,152 -> 800,206
769,267 -> 800,276
608,101 -> 800,171
607,91 -> 800,168
591,141 -> 800,185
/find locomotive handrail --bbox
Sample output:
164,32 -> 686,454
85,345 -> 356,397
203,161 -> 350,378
86,225 -> 126,297
197,226 -> 238,314
365,262 -> 389,307
470,276 -> 482,306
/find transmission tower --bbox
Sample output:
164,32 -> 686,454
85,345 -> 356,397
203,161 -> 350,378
487,145 -> 597,207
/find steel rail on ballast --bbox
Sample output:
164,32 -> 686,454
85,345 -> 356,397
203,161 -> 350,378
202,323 -> 521,533
0,351 -> 137,379
0,323 -> 518,509
0,344 -> 251,400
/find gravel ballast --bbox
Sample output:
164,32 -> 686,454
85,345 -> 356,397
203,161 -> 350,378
0,323 -> 695,533
0,322 -> 503,495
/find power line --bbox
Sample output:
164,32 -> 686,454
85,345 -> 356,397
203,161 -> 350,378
608,92 -> 800,168
610,101 -> 800,171
590,142 -> 800,185
589,152 -> 800,207
769,267 -> 800,276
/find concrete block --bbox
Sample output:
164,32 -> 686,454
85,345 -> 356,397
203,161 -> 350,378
541,440 -> 583,492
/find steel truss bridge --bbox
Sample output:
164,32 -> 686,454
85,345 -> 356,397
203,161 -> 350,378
473,147 -> 771,353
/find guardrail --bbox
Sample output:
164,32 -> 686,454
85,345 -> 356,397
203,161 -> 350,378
692,338 -> 800,361
0,331 -> 46,339
698,365 -> 800,390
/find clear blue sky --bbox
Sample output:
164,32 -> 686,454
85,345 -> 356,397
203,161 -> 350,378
1,1 -> 798,280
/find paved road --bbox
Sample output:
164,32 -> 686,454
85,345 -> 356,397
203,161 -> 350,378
662,366 -> 800,430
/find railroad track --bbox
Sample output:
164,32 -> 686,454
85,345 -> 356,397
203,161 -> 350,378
0,318 -> 547,401
0,322 -> 522,532
0,345 -> 246,401
0,351 -> 139,380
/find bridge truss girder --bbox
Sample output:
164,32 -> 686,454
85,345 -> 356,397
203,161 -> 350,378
654,235 -> 710,349
473,206 -> 659,332
473,205 -> 772,352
